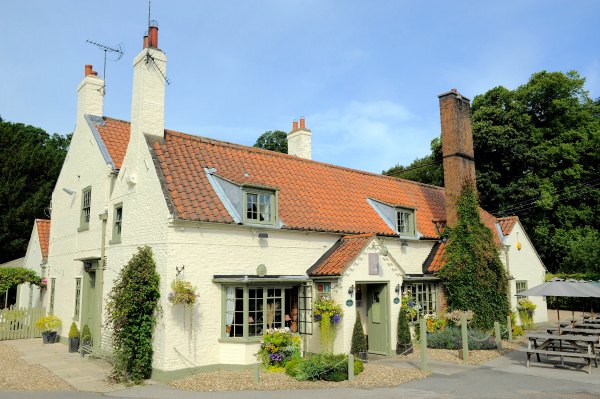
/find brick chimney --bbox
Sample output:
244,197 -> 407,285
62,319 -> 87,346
287,117 -> 312,159
76,64 -> 104,123
130,20 -> 166,142
439,89 -> 476,227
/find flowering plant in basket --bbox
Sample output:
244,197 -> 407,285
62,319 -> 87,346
256,328 -> 301,370
313,297 -> 343,352
168,279 -> 199,335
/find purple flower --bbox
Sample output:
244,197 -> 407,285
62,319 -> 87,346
314,314 -> 322,321
332,314 -> 342,324
269,353 -> 283,362
408,301 -> 415,307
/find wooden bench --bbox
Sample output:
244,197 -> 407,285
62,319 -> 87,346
525,333 -> 600,374
80,330 -> 114,363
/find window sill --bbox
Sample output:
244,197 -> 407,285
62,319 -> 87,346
77,225 -> 90,232
109,238 -> 122,245
218,337 -> 262,344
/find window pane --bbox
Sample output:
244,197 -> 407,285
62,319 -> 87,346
267,288 -> 283,329
246,193 -> 258,220
49,278 -> 56,315
74,278 -> 82,318
225,287 -> 244,337
259,194 -> 271,222
249,287 -> 264,337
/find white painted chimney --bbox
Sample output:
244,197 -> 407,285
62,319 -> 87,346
287,117 -> 312,159
130,20 -> 167,141
76,64 -> 104,122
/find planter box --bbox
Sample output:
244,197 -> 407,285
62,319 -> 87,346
396,343 -> 413,355
69,337 -> 80,353
41,331 -> 57,344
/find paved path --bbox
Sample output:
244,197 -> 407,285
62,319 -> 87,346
4,337 -> 600,399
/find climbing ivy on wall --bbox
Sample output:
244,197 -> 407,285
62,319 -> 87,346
437,183 -> 510,330
0,267 -> 41,293
105,246 -> 160,383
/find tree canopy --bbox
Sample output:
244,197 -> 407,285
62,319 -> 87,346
254,130 -> 288,153
0,118 -> 69,263
384,71 -> 600,273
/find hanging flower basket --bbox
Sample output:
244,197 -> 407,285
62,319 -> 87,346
313,297 -> 343,352
168,279 -> 199,336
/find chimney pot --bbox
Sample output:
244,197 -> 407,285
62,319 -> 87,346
143,34 -> 149,49
299,116 -> 305,130
90,71 -> 98,76
292,120 -> 299,131
148,21 -> 159,48
84,64 -> 93,77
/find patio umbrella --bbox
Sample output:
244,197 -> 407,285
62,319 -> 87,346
566,280 -> 600,319
517,278 -> 596,332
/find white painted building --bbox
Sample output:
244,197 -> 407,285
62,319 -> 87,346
36,22 -> 547,376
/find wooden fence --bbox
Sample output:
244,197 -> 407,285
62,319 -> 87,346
0,307 -> 46,340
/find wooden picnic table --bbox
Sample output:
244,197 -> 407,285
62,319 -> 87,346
573,323 -> 600,329
561,328 -> 600,335
522,333 -> 600,374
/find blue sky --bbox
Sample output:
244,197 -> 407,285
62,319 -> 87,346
1,1 -> 598,173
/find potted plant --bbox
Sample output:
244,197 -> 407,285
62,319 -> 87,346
396,308 -> 412,355
350,312 -> 368,362
34,315 -> 62,344
80,324 -> 92,354
68,322 -> 80,353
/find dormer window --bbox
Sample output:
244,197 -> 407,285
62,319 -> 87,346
396,208 -> 415,236
244,189 -> 276,225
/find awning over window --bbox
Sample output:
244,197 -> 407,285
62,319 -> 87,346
212,275 -> 310,284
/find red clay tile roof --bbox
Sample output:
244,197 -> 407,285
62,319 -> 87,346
497,216 -> 519,236
424,241 -> 447,273
308,234 -> 374,276
153,130 -> 451,236
93,118 -> 502,239
35,219 -> 50,260
94,117 -> 130,169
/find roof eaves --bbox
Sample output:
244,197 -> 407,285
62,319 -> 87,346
85,114 -> 116,170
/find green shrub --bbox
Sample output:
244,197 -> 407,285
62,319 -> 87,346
80,324 -> 92,342
437,184 -> 510,330
68,322 -> 79,339
105,246 -> 160,383
285,358 -> 302,377
512,325 -> 524,337
397,309 -> 411,345
34,315 -> 62,332
350,313 -> 367,354
517,298 -> 536,329
293,353 -> 363,381
426,327 -> 497,350
257,328 -> 301,368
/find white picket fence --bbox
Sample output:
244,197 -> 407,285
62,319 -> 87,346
0,307 -> 45,340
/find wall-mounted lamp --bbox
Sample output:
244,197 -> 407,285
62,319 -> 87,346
258,233 -> 269,239
62,187 -> 76,195
176,265 -> 185,278
348,284 -> 355,297
395,284 -> 401,296
401,240 -> 409,247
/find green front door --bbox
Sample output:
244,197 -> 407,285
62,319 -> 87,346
82,270 -> 98,344
367,284 -> 389,355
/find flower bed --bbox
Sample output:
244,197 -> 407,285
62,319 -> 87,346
257,328 -> 301,370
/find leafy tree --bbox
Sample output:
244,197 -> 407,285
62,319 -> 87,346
384,137 -> 443,186
105,246 -> 160,383
254,130 -> 288,153
0,119 -> 69,263
437,183 -> 510,329
384,71 -> 600,273
0,267 -> 42,292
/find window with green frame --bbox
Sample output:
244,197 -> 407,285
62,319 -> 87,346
516,280 -> 528,298
405,282 -> 437,320
243,189 -> 276,225
73,278 -> 82,319
112,203 -> 123,242
223,285 -> 304,339
396,208 -> 415,236
79,186 -> 92,230
49,278 -> 56,315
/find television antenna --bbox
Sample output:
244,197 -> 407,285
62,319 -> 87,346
85,40 -> 125,95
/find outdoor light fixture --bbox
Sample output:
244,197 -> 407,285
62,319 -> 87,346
395,284 -> 401,295
348,285 -> 355,297
62,187 -> 76,195
401,240 -> 409,247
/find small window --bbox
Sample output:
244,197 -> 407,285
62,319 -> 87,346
244,189 -> 276,224
49,278 -> 56,315
80,187 -> 92,230
112,204 -> 123,242
406,282 -> 437,320
74,278 -> 82,319
396,208 -> 415,236
516,281 -> 528,298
